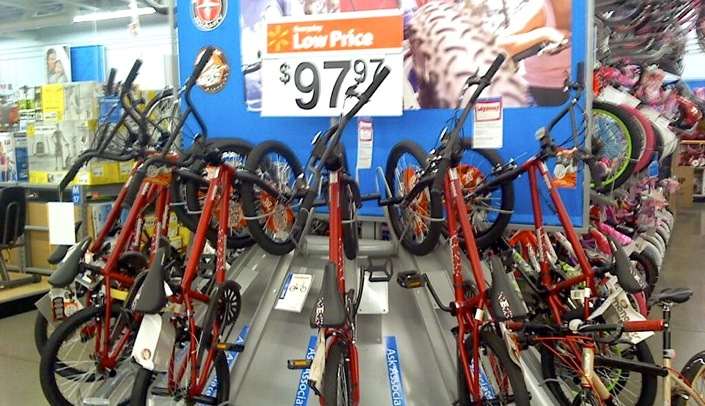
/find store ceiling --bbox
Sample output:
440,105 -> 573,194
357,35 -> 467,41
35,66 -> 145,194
0,0 -> 168,36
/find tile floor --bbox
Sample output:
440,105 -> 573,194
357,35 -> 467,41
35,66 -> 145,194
1,206 -> 704,405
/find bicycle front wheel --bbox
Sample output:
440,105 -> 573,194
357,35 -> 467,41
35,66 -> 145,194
541,339 -> 657,406
385,140 -> 442,256
241,141 -> 304,255
39,305 -> 137,406
322,341 -> 353,406
457,330 -> 531,405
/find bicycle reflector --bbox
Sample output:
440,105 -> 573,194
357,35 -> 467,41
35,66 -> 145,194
396,271 -> 425,289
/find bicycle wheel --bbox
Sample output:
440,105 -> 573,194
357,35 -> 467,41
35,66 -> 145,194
322,340 -> 353,406
241,141 -> 304,255
673,350 -> 705,406
630,251 -> 658,297
385,140 -> 442,256
570,390 -> 601,406
457,330 -> 531,405
34,312 -> 51,353
342,181 -> 359,260
457,139 -> 515,250
592,101 -> 644,192
39,305 -> 137,406
178,138 -> 255,249
541,339 -> 657,406
130,352 -> 230,406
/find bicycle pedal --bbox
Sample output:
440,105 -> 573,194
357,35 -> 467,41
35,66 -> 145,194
215,342 -> 245,352
287,359 -> 313,369
150,387 -> 172,397
396,270 -> 425,289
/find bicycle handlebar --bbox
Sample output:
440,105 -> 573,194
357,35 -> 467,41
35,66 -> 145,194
122,59 -> 143,94
430,53 -> 506,196
186,47 -> 215,91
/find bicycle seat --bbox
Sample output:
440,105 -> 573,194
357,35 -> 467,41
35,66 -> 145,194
48,237 -> 92,288
132,248 -> 169,314
310,262 -> 346,329
648,287 -> 693,307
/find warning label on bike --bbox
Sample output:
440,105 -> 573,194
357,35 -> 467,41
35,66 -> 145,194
276,273 -> 314,313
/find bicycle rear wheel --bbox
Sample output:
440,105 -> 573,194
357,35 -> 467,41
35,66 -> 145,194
241,141 -> 304,255
457,330 -> 530,405
385,140 -> 442,256
322,341 -> 353,406
456,139 -> 514,250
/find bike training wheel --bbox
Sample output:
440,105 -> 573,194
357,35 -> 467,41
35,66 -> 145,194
591,101 -> 644,193
342,181 -> 359,260
541,337 -> 657,406
630,251 -> 658,297
456,138 -> 515,251
673,350 -> 705,406
322,340 -> 353,406
385,140 -> 442,256
39,305 -> 137,406
457,329 -> 530,405
241,140 -> 305,255
172,138 -> 256,249
407,1 -> 527,108
130,352 -> 230,406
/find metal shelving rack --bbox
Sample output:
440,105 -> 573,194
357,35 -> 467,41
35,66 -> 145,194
0,181 -> 123,276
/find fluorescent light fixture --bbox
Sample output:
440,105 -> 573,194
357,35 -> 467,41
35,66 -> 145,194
73,7 -> 155,23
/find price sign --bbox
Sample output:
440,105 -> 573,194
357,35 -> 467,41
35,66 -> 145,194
261,10 -> 403,117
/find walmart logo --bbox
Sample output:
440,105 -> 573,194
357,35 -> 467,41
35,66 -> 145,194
268,25 -> 290,52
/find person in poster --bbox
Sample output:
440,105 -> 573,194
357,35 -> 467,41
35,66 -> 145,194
495,0 -> 572,106
46,46 -> 72,84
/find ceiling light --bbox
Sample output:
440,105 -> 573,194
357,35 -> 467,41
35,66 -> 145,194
73,7 -> 155,23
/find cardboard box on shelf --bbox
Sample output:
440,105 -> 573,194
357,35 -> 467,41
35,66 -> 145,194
118,160 -> 137,182
0,132 -> 29,182
27,119 -> 97,173
673,166 -> 695,208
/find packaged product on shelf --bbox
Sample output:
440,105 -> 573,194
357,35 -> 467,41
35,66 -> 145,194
0,132 -> 29,182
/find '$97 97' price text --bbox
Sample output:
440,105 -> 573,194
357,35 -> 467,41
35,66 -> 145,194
279,58 -> 385,110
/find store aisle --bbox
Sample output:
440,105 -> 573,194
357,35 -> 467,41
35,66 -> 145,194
0,206 -> 704,406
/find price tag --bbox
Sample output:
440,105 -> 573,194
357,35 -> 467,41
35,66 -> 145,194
261,10 -> 403,117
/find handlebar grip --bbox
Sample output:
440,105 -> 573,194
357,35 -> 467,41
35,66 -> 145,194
121,59 -> 143,94
122,169 -> 147,209
578,323 -> 620,333
576,62 -> 586,88
187,47 -> 215,90
430,158 -> 450,197
345,66 -> 391,119
59,153 -> 96,192
289,189 -> 318,241
106,68 -> 117,96
623,319 -> 665,332
483,53 -> 506,81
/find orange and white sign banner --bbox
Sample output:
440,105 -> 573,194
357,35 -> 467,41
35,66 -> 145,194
261,10 -> 403,117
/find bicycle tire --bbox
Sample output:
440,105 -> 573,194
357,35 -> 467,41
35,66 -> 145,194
34,312 -> 50,353
592,101 -> 644,192
570,390 -> 601,406
541,339 -> 657,406
673,350 -> 705,406
630,251 -> 658,297
342,182 -> 359,260
130,352 -> 230,406
385,140 -> 442,256
181,138 -> 256,249
322,340 -> 353,406
619,105 -> 655,174
40,305 -> 135,406
457,329 -> 531,405
241,140 -> 305,255
457,139 -> 515,250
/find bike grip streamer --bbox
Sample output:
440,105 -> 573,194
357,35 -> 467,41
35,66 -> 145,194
121,59 -> 143,94
187,46 -> 215,89
623,319 -> 665,333
122,169 -> 147,208
484,53 -> 506,81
